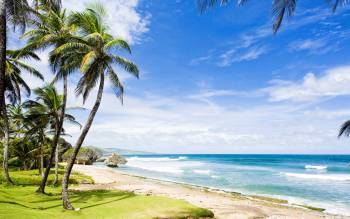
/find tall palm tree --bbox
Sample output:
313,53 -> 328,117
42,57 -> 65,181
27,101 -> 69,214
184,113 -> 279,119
0,0 -> 60,185
1,48 -> 43,184
0,0 -> 61,113
0,0 -> 30,116
198,0 -> 348,33
54,5 -> 139,210
22,6 -> 77,193
24,84 -> 80,187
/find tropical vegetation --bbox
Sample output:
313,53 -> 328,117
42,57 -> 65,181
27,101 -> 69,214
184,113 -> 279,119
2,0 -> 350,217
0,0 -> 139,212
62,146 -> 103,165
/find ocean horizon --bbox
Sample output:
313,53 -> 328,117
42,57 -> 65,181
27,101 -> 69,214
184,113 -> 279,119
96,154 -> 350,215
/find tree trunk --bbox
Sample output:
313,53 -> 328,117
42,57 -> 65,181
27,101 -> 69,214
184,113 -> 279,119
62,74 -> 104,210
0,0 -> 13,185
40,141 -> 44,177
0,0 -> 6,117
37,75 -> 68,193
3,119 -> 13,184
53,141 -> 59,185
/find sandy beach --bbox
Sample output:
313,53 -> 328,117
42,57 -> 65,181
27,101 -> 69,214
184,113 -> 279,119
72,165 -> 349,219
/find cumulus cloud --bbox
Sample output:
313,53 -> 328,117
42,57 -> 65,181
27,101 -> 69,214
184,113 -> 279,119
264,66 -> 350,102
63,89 -> 350,154
63,0 -> 150,44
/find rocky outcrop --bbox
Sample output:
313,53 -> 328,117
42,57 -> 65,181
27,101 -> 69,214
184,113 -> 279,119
104,153 -> 127,167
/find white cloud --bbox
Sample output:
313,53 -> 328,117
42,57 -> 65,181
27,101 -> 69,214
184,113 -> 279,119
63,0 -> 150,44
218,46 -> 268,67
264,65 -> 350,102
187,89 -> 260,103
63,89 -> 350,154
289,39 -> 327,51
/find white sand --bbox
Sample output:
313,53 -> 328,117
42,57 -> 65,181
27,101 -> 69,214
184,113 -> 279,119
73,165 -> 349,219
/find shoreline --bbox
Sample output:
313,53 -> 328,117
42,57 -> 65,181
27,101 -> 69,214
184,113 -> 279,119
73,164 -> 349,219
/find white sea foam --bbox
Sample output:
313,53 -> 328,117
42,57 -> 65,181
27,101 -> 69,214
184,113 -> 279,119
210,175 -> 221,179
304,165 -> 328,170
127,156 -> 185,162
283,172 -> 350,181
193,169 -> 211,175
125,156 -> 203,174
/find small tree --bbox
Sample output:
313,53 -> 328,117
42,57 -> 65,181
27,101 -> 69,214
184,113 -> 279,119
104,153 -> 127,168
62,147 -> 102,165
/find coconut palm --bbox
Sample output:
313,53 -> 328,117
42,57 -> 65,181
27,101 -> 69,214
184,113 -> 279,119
1,49 -> 43,184
0,0 -> 60,185
22,6 -> 77,193
198,0 -> 349,33
0,0 -> 30,117
53,5 -> 139,210
23,84 -> 81,187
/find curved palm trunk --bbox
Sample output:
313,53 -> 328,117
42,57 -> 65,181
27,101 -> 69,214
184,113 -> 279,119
62,74 -> 104,210
37,74 -> 68,192
40,140 -> 44,177
53,126 -> 59,186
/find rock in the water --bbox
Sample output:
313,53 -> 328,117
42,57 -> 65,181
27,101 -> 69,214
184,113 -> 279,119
104,153 -> 127,167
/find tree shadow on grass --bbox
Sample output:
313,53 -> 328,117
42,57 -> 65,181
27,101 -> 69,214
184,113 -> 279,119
70,190 -> 135,208
0,189 -> 135,212
0,200 -> 31,209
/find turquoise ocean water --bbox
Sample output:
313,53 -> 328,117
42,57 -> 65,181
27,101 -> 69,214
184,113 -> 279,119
97,154 -> 350,215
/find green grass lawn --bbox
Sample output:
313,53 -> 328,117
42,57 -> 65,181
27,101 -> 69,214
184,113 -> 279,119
0,168 -> 214,219
0,167 -> 94,185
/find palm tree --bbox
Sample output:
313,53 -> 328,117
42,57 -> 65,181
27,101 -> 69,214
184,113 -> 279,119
0,0 -> 61,113
0,0 -> 60,185
24,84 -> 80,188
197,0 -> 348,33
54,5 -> 139,210
1,49 -> 43,184
22,6 -> 77,193
0,0 -> 30,116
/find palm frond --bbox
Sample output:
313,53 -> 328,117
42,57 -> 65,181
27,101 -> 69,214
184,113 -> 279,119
272,0 -> 296,33
104,38 -> 131,54
339,120 -> 350,137
197,0 -> 230,12
107,66 -> 124,103
112,56 -> 139,78
80,51 -> 97,74
9,59 -> 44,80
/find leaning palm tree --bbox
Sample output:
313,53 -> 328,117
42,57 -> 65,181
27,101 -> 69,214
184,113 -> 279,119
24,84 -> 80,188
54,5 -> 139,210
198,0 -> 349,33
1,49 -> 43,184
22,6 -> 77,193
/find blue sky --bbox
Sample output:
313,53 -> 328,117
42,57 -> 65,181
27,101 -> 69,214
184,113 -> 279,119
11,0 -> 350,153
